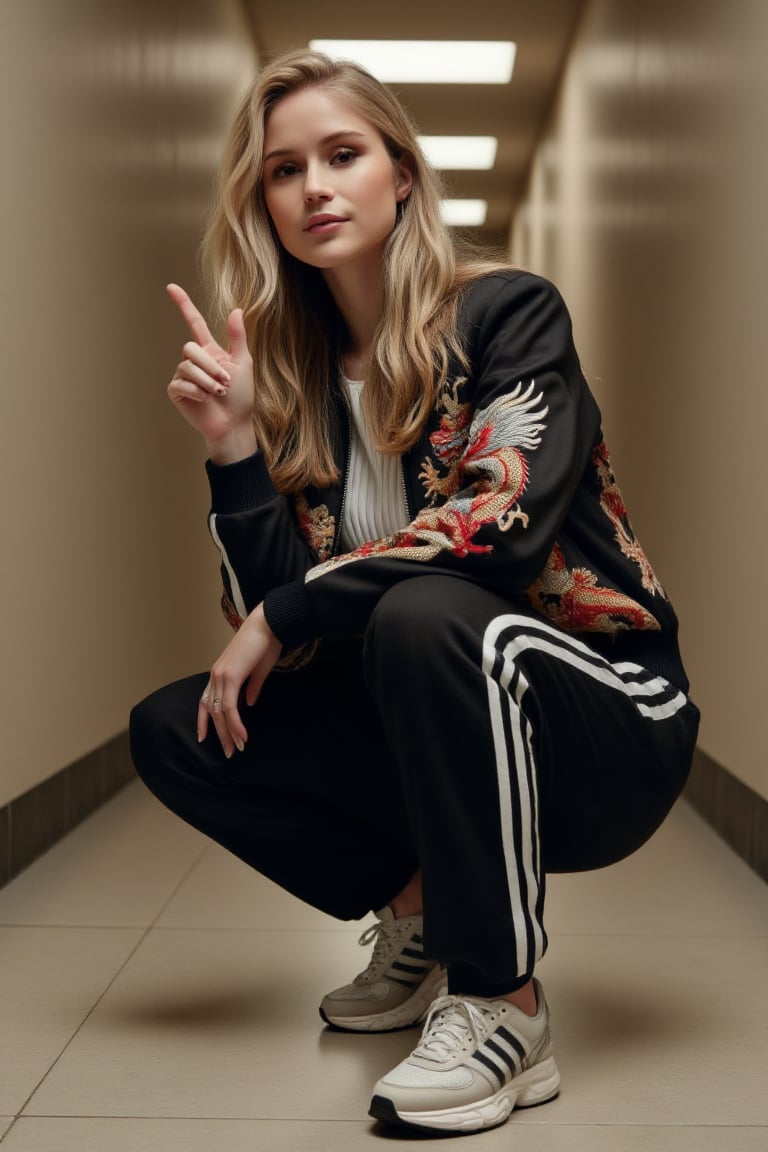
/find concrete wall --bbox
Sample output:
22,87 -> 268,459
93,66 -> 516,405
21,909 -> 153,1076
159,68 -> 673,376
511,0 -> 767,802
0,0 -> 256,807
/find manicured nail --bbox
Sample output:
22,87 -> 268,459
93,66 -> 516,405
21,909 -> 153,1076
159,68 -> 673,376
216,386 -> 226,396
234,737 -> 244,753
197,731 -> 203,743
225,748 -> 233,760
218,369 -> 231,382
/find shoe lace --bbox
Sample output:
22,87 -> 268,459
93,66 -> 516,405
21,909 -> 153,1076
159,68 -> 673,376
353,918 -> 401,984
412,995 -> 496,1064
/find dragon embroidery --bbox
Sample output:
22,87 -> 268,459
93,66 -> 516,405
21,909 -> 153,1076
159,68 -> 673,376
306,381 -> 548,581
593,441 -> 667,598
419,377 -> 472,502
527,541 -> 661,634
294,494 -> 335,562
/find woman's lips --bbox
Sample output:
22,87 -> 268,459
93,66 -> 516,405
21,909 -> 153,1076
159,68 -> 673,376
305,215 -> 348,233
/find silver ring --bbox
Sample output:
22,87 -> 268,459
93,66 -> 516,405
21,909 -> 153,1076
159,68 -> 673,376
213,698 -> 222,705
201,694 -> 210,705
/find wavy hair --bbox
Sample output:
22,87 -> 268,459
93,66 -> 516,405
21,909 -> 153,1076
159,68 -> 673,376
202,49 -> 509,492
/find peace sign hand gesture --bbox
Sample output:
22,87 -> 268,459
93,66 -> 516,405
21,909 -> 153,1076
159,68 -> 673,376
166,283 -> 257,463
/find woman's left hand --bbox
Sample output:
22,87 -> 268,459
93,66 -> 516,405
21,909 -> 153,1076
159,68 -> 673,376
198,603 -> 282,756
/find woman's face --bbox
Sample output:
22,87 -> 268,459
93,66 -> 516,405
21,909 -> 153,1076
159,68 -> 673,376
262,86 -> 412,274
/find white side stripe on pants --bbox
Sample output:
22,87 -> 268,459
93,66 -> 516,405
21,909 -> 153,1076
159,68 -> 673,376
481,613 -> 688,977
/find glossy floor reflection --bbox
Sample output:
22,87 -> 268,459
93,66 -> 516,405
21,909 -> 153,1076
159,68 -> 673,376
0,780 -> 766,1150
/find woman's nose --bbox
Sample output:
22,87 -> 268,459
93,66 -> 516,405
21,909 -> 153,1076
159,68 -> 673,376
303,162 -> 333,202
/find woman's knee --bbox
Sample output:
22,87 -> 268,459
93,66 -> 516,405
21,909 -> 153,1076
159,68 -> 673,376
129,672 -> 207,784
364,575 -> 507,667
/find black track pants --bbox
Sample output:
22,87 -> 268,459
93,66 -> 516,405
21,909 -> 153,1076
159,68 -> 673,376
130,576 -> 699,997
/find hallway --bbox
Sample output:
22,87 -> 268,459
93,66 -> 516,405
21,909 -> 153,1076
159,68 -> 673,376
0,781 -> 765,1150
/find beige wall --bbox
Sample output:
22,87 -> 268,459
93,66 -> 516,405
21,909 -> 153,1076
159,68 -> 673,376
512,0 -> 767,800
0,0 -> 256,807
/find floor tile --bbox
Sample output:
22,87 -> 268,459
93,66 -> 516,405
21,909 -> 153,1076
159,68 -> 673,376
535,933 -> 768,1126
21,926 -> 768,1126
22,928 -> 416,1121
3,1118 -> 767,1152
545,801 -> 768,938
0,927 -> 142,1116
155,844 -> 359,931
0,784 -> 206,928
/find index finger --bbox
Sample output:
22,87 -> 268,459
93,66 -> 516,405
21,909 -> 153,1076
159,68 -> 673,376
167,283 -> 214,346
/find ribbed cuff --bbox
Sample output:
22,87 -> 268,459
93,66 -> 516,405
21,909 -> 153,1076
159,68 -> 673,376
263,580 -> 314,648
205,451 -> 278,514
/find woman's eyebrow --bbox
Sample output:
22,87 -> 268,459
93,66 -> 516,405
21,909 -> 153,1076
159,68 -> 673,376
264,130 -> 367,162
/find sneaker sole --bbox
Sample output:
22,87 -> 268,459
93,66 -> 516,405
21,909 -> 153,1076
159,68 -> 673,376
319,965 -> 447,1033
369,1054 -> 561,1132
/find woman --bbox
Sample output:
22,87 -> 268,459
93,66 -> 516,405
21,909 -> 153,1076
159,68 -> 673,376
130,49 -> 699,1135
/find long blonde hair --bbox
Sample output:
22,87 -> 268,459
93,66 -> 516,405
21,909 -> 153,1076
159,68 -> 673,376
202,49 -> 508,492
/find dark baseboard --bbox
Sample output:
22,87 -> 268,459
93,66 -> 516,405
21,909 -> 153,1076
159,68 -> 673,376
684,746 -> 768,884
0,732 -> 135,889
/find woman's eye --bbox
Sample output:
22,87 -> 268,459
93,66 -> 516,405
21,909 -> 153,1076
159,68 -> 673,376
273,162 -> 299,178
333,149 -> 357,166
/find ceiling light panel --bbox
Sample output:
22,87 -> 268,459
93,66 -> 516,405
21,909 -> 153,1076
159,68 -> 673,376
419,136 -> 498,170
309,40 -> 516,84
440,200 -> 488,227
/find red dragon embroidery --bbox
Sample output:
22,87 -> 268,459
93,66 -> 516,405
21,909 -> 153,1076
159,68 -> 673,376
527,542 -> 661,634
306,380 -> 548,581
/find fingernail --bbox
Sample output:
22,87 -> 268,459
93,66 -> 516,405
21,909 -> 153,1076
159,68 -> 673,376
219,369 -> 231,382
234,737 -> 244,753
197,731 -> 203,743
225,748 -> 233,760
216,386 -> 226,396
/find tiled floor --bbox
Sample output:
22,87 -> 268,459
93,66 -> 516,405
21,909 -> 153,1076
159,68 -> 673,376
0,780 -> 766,1151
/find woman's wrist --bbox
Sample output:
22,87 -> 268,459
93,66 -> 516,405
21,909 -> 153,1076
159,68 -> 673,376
207,425 -> 258,465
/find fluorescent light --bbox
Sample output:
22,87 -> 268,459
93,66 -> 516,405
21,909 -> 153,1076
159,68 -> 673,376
309,40 -> 516,84
440,200 -> 488,227
419,136 -> 497,170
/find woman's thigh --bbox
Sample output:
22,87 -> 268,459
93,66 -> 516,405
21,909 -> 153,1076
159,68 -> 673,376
365,575 -> 698,874
480,611 -> 699,872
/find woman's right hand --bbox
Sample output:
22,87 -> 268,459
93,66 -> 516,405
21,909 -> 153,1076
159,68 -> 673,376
166,283 -> 257,462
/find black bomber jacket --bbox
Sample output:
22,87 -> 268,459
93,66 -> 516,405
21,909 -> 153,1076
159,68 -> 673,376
204,270 -> 689,691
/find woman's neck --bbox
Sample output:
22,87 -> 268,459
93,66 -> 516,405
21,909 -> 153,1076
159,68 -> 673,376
323,255 -> 385,378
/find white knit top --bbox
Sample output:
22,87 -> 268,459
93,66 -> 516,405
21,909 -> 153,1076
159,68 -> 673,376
340,376 -> 410,551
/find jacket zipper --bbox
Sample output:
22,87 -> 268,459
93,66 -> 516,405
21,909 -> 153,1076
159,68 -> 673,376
400,458 -> 411,521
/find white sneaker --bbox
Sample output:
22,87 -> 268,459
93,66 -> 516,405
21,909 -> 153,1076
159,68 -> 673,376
369,980 -> 560,1132
319,907 -> 446,1032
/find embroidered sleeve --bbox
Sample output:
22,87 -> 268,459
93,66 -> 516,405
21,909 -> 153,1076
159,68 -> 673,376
262,274 -> 607,648
306,381 -> 548,582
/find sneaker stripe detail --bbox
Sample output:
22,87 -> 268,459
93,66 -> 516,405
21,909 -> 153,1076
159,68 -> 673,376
391,961 -> 431,976
482,612 -> 689,978
400,945 -> 426,959
496,1025 -> 527,1062
485,1036 -> 518,1074
471,1049 -> 507,1087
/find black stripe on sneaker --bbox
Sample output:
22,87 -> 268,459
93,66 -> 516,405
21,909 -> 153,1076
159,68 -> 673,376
485,1037 -> 518,1075
401,945 -> 425,959
471,1050 -> 506,1087
391,961 -> 428,976
497,1026 -> 527,1063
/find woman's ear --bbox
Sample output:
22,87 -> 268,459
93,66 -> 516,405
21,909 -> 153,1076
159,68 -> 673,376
395,153 -> 414,202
